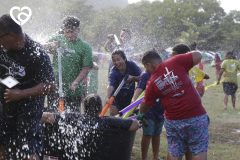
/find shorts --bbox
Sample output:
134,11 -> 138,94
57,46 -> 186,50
223,82 -> 238,95
164,113 -> 209,157
45,94 -> 82,112
0,106 -> 43,157
142,119 -> 164,137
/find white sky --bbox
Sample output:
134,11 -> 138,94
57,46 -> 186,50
128,0 -> 240,13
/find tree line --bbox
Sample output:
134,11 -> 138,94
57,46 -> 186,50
1,0 -> 240,53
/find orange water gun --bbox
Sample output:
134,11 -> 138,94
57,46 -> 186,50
99,75 -> 129,117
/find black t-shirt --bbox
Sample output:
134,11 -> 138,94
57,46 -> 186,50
0,34 -> 55,115
52,112 -> 133,159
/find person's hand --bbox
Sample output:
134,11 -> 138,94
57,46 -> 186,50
4,89 -> 22,103
69,81 -> 78,91
108,34 -> 114,39
126,75 -> 133,82
217,80 -> 220,85
105,98 -> 110,105
42,41 -> 60,51
93,62 -> 99,70
135,113 -> 144,121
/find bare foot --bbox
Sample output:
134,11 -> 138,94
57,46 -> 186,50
232,107 -> 236,109
224,107 -> 227,110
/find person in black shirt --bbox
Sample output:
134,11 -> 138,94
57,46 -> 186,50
43,94 -> 139,159
0,14 -> 56,160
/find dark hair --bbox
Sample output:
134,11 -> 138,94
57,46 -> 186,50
0,14 -> 22,35
189,41 -> 197,51
226,51 -> 234,59
84,94 -> 102,116
142,49 -> 162,65
62,16 -> 80,29
121,28 -> 132,38
112,50 -> 127,62
172,43 -> 191,55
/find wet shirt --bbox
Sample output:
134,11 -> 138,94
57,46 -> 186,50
143,53 -> 206,120
189,65 -> 205,87
109,61 -> 142,104
221,59 -> 240,84
0,35 -> 55,116
137,71 -> 165,122
48,34 -> 93,97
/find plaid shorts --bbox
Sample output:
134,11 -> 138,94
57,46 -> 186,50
164,113 -> 209,157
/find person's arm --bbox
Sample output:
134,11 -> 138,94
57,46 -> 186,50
192,51 -> 202,66
126,75 -> 139,83
128,119 -> 140,131
42,112 -> 56,124
105,85 -> 114,104
131,88 -> 143,103
217,69 -> 224,84
204,73 -> 210,79
139,101 -> 152,114
4,82 -> 57,103
42,41 -> 59,51
93,62 -> 99,70
69,66 -> 91,91
104,34 -> 114,52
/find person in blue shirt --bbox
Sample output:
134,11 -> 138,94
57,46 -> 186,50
105,50 -> 142,116
132,71 -> 165,160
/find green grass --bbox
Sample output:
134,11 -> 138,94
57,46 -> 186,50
97,62 -> 240,160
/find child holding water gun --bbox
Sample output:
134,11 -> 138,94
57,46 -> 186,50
132,67 -> 165,160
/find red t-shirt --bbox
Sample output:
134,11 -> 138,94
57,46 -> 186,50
144,53 -> 206,120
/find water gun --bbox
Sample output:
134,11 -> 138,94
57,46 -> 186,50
57,47 -> 64,113
205,81 -> 222,90
122,91 -> 145,118
205,73 -> 240,90
116,97 -> 144,117
126,115 -> 148,127
99,75 -> 129,117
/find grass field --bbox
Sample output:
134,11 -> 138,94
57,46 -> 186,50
97,61 -> 240,160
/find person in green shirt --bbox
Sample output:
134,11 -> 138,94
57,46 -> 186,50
43,16 -> 93,112
217,52 -> 240,109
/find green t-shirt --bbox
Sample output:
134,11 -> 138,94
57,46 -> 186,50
221,59 -> 240,84
48,34 -> 93,97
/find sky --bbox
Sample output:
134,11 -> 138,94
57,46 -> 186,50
128,0 -> 240,13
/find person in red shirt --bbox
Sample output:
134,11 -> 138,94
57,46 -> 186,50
137,45 -> 209,160
213,53 -> 221,81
